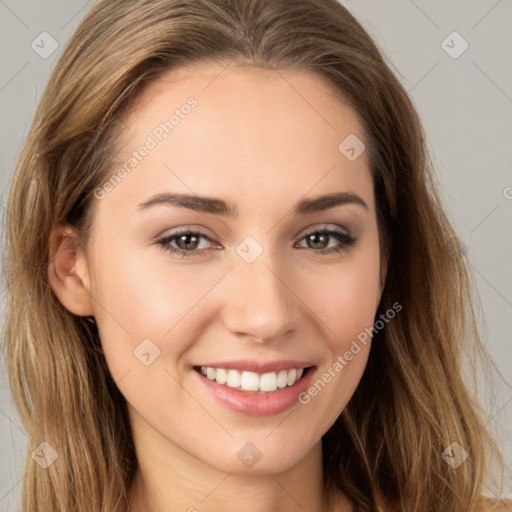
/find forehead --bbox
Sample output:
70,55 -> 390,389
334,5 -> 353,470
102,61 -> 373,216
123,61 -> 366,147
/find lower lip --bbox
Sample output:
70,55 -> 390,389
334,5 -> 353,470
193,367 -> 316,416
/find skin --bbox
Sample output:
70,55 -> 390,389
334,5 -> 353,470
48,61 -> 387,512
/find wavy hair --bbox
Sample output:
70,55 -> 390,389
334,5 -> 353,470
1,0 -> 507,511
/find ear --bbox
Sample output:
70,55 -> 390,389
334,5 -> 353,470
47,223 -> 94,317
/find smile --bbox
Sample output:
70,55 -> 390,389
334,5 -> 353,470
196,366 -> 308,393
192,360 -> 317,416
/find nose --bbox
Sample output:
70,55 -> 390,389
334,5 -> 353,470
218,247 -> 302,344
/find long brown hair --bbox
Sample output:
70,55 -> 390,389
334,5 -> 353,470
2,1 -> 507,511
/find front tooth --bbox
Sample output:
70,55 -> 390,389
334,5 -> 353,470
287,369 -> 297,386
216,368 -> 227,385
259,372 -> 278,392
203,367 -> 304,391
240,371 -> 260,391
277,370 -> 288,388
226,369 -> 241,388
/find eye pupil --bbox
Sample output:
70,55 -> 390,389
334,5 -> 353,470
176,233 -> 200,250
307,233 -> 328,249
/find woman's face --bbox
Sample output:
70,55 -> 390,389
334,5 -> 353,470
82,61 -> 384,474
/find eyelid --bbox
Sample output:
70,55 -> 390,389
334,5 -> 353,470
155,228 -> 218,248
297,222 -> 352,237
291,223 -> 356,248
155,223 -> 352,245
155,224 -> 217,239
154,223 -> 357,258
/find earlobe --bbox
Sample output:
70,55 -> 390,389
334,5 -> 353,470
47,223 -> 94,317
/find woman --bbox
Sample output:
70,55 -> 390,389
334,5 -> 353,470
2,0 -> 510,511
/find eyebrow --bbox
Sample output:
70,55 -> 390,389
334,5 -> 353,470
137,191 -> 368,216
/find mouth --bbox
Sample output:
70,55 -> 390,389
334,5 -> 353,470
193,365 -> 314,394
192,363 -> 317,416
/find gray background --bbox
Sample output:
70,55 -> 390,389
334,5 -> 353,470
0,1 -> 511,510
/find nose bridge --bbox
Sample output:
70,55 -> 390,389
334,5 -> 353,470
220,243 -> 300,342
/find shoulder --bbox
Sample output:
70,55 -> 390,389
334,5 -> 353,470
477,496 -> 512,511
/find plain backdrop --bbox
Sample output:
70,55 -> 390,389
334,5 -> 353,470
0,1 -> 511,510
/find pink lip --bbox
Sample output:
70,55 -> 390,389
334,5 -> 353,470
194,359 -> 315,373
192,365 -> 317,416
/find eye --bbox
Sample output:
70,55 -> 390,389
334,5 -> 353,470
155,229 -> 217,257
295,228 -> 357,255
155,226 -> 357,258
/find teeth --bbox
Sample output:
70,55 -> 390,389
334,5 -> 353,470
277,370 -> 288,388
226,369 -> 241,388
216,368 -> 227,385
198,366 -> 306,393
240,371 -> 260,391
260,371 -> 277,392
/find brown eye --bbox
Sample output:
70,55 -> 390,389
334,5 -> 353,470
305,232 -> 330,250
296,228 -> 357,255
156,230 -> 216,257
175,233 -> 201,250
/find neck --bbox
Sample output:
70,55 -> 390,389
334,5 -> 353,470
126,410 -> 350,512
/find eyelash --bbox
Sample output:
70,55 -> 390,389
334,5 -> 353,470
154,227 -> 357,258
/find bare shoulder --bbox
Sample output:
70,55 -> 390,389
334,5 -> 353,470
477,496 -> 512,511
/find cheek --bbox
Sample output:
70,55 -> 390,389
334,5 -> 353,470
294,261 -> 379,429
92,247 -> 205,325
84,220 -> 382,473
87,236 -> 217,376
300,242 -> 382,345
89,222 -> 381,375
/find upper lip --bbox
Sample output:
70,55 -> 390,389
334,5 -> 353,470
194,359 -> 315,374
